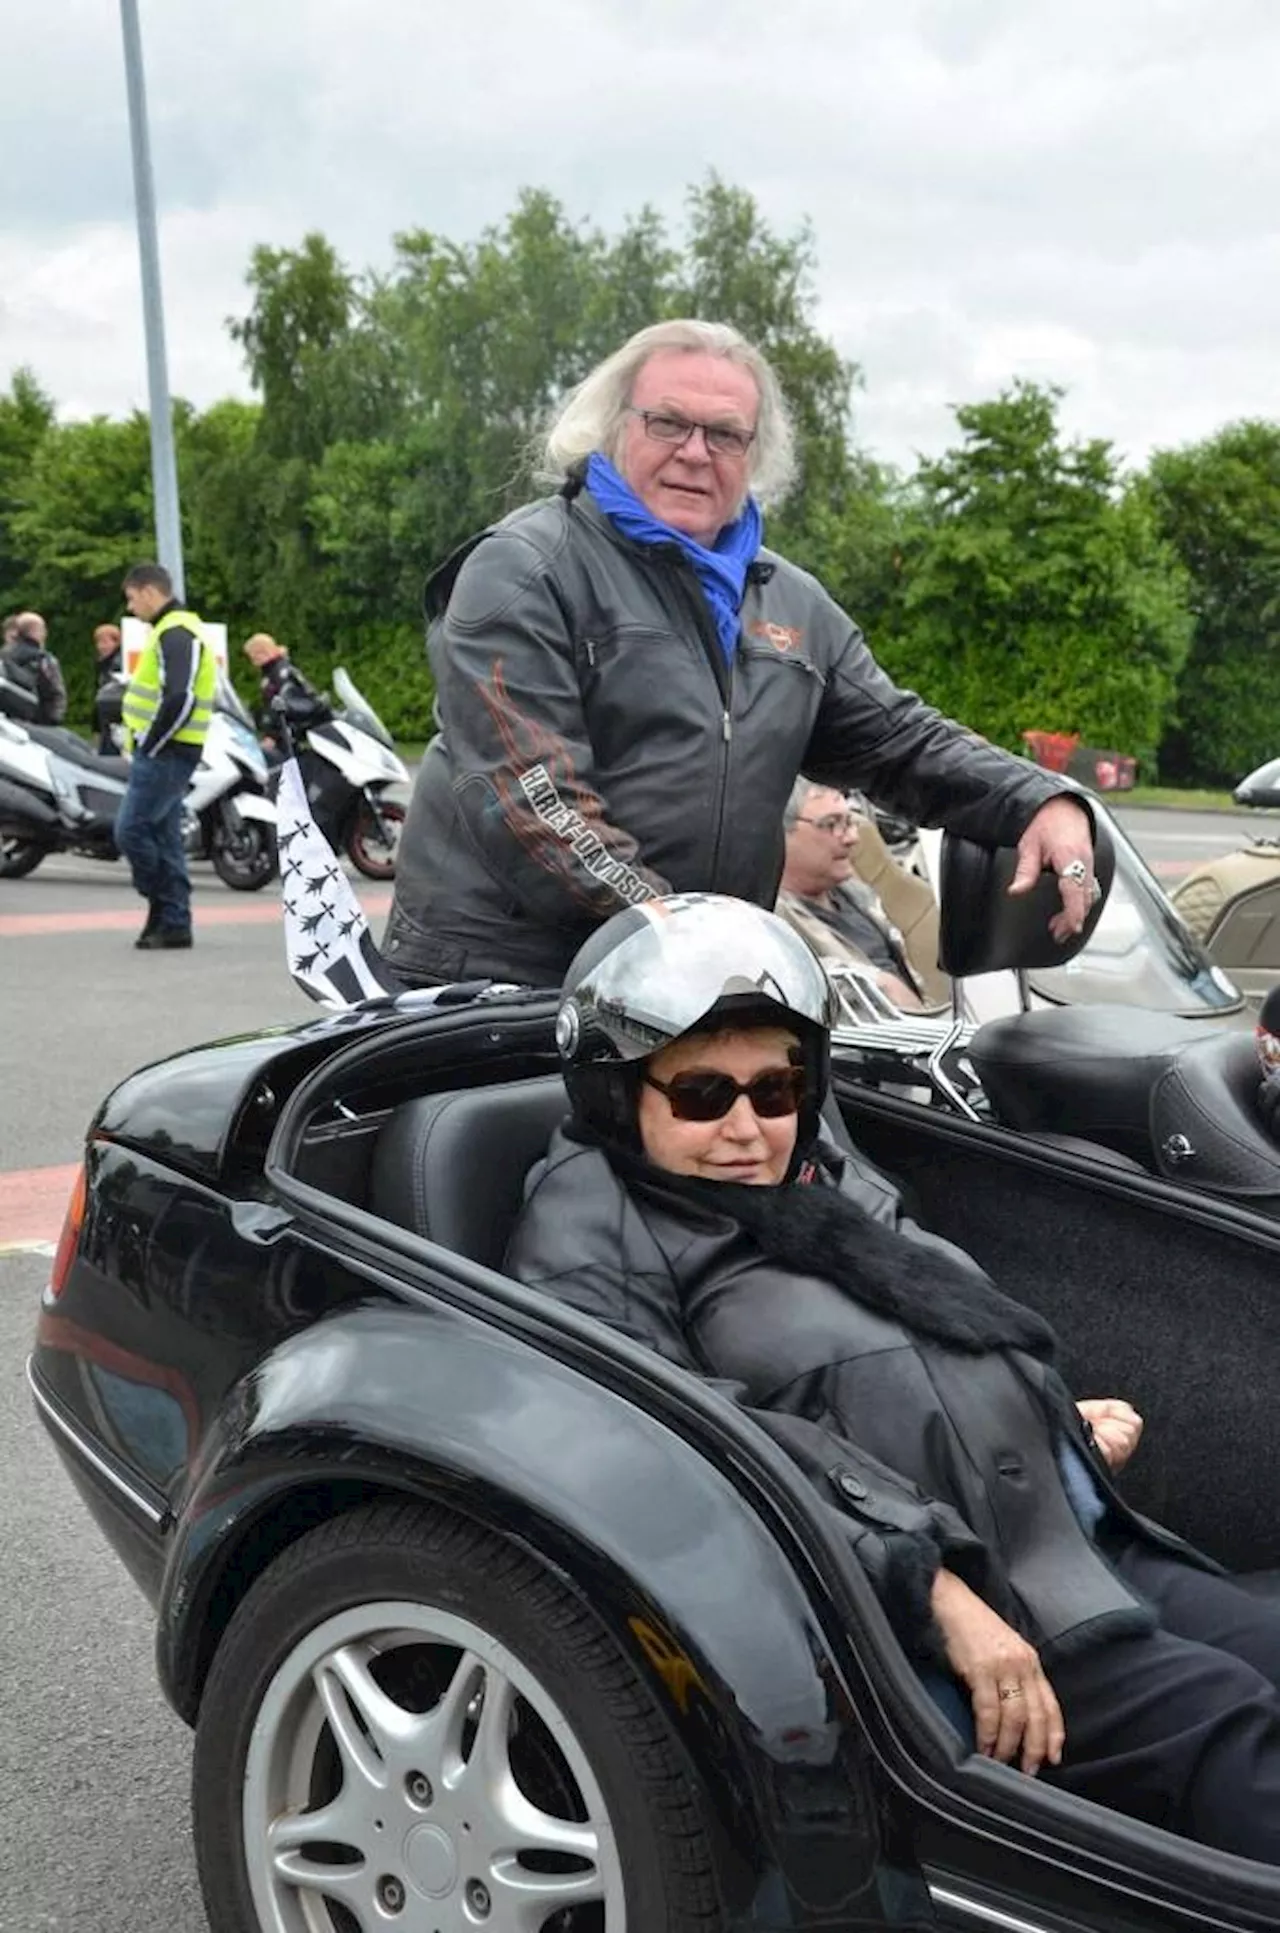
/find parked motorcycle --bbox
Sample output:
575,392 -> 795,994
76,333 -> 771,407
273,668 -> 408,880
0,674 -> 277,889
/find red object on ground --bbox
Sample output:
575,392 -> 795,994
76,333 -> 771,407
1022,729 -> 1081,772
1067,749 -> 1138,792
1023,731 -> 1138,790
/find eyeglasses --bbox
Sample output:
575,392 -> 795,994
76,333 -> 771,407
798,811 -> 858,835
627,407 -> 757,459
644,1065 -> 806,1122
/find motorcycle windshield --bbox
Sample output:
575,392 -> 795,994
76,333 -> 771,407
1235,756 -> 1280,809
333,668 -> 394,749
1029,813 -> 1242,1016
214,671 -> 256,731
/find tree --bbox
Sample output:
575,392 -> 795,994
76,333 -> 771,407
9,411 -> 155,723
1143,422 -> 1280,783
874,383 -> 1193,771
0,368 -> 55,605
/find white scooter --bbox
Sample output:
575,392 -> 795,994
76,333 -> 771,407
0,675 -> 277,889
274,669 -> 408,880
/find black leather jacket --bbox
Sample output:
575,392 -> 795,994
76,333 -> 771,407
0,636 -> 66,725
507,1127 -> 1211,1662
256,657 -> 330,737
384,485 -> 1066,987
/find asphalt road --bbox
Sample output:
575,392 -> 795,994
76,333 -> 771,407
0,1258 -> 205,1931
1,801 -> 1276,1930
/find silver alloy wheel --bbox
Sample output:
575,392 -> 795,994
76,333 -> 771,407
242,1599 -> 627,1932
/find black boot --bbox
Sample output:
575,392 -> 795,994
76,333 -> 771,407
137,925 -> 194,951
134,903 -> 161,949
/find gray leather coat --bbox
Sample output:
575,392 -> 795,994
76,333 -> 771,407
507,1126 -> 1211,1662
384,485 -> 1065,987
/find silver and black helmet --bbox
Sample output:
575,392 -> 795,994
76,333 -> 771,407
557,893 -> 838,1145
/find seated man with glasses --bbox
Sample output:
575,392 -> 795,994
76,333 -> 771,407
383,317 -> 1097,991
777,778 -> 927,1010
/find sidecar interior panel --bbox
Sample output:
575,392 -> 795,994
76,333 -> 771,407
971,1006 -> 1280,1202
835,1082 -> 1280,1574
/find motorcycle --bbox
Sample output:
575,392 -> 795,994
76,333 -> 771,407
819,790 -> 1247,1032
272,667 -> 408,880
0,674 -> 277,890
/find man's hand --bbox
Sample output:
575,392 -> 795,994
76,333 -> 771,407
1009,796 -> 1096,941
931,1568 -> 1065,1773
876,969 -> 924,1011
1077,1398 -> 1143,1473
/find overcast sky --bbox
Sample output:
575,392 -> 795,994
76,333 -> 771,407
4,0 -> 1277,471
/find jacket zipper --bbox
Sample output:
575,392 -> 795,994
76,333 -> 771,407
666,558 -> 738,885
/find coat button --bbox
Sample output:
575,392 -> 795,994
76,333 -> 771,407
836,1472 -> 868,1502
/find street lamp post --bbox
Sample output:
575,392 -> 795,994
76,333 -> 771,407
119,0 -> 185,598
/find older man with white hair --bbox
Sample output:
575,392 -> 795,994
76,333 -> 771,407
384,318 -> 1095,987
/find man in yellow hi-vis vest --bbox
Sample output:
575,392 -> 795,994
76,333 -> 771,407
116,561 -> 217,948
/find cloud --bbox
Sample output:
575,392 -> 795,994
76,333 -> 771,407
2,0 -> 1277,468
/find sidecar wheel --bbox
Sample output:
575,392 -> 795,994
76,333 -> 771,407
192,1502 -> 723,1933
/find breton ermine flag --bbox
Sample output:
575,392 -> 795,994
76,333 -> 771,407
276,755 -> 399,1006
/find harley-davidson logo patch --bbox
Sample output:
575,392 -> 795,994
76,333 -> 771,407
750,620 -> 804,653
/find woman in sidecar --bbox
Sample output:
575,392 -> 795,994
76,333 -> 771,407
507,892 -> 1280,1864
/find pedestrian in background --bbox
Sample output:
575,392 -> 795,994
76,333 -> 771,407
93,622 -> 124,754
0,610 -> 67,724
115,563 -> 216,950
243,632 -> 329,755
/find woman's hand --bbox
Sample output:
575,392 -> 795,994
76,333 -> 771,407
930,1568 -> 1065,1774
1077,1398 -> 1143,1473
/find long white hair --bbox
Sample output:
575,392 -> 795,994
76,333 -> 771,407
539,318 -> 797,506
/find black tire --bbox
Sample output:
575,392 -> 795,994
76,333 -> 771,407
209,811 -> 277,891
0,835 -> 45,878
192,1501 -> 723,1933
345,796 -> 405,880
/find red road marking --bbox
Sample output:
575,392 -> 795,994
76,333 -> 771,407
0,1162 -> 80,1248
0,893 -> 391,938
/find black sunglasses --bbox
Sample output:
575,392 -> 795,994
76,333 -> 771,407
643,1065 -> 805,1122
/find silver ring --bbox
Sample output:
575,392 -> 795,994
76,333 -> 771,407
1089,876 -> 1103,904
998,1684 -> 1025,1702
1059,858 -> 1089,886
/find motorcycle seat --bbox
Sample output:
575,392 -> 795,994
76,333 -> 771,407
25,725 -> 130,781
970,1005 -> 1280,1204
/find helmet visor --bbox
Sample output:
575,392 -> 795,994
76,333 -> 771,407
566,894 -> 837,1064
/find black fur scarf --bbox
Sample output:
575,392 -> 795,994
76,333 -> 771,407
571,1127 -> 1058,1362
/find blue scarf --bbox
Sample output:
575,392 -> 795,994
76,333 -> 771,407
586,452 -> 762,664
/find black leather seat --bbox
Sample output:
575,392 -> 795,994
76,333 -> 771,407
369,1075 -> 569,1268
25,724 -> 131,780
971,1006 -> 1280,1201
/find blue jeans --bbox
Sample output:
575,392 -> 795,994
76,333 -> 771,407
114,745 -> 201,930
